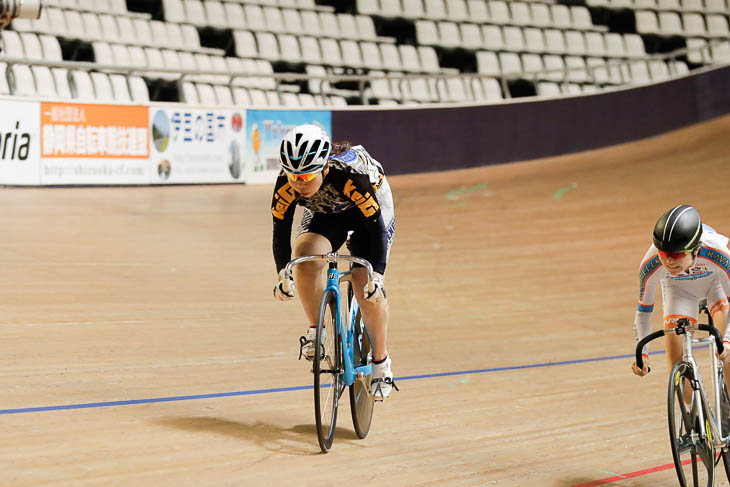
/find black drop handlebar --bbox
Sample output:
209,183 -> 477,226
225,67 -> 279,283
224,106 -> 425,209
635,313 -> 724,371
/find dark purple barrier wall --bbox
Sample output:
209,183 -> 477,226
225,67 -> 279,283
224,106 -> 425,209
332,65 -> 730,175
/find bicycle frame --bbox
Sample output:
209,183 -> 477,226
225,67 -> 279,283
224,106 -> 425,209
634,303 -> 730,485
638,319 -> 729,449
679,329 -> 727,449
285,253 -> 374,389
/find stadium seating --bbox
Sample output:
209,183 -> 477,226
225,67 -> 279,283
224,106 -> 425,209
0,0 -> 728,105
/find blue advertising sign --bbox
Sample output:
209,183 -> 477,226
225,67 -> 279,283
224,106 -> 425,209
245,110 -> 332,184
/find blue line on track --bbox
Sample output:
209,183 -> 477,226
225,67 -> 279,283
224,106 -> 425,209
0,350 -> 665,415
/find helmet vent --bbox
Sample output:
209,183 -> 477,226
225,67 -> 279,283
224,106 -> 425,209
278,124 -> 331,174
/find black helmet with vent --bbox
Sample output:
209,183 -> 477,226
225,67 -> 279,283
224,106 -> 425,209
652,205 -> 703,252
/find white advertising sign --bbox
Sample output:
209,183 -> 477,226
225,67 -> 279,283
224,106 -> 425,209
149,107 -> 246,184
0,99 -> 41,185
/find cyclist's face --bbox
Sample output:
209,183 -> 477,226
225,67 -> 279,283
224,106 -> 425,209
658,251 -> 695,275
288,167 -> 327,198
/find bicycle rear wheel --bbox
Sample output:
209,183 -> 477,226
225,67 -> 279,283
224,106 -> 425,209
313,289 -> 341,453
668,361 -> 715,487
348,283 -> 375,439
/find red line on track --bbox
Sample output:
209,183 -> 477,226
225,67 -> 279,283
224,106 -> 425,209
571,459 -> 694,487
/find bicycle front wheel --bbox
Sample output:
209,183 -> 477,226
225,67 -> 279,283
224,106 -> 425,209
668,361 -> 715,487
313,289 -> 341,453
348,288 -> 374,439
718,377 -> 730,483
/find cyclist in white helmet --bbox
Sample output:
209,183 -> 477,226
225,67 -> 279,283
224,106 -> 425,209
271,124 -> 397,400
632,205 -> 730,384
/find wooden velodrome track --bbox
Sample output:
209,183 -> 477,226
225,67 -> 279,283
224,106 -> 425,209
1,114 -> 729,486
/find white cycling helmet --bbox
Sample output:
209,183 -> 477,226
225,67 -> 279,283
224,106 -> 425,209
279,124 -> 331,174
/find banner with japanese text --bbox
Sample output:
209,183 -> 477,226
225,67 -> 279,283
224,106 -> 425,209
149,107 -> 246,184
40,102 -> 149,184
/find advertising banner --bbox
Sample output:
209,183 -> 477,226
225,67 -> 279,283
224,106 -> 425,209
40,102 -> 149,185
0,99 -> 41,185
149,107 -> 246,184
245,110 -> 332,185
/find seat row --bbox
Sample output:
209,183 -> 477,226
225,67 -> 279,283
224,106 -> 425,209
233,32 -> 446,73
164,0 -> 379,42
179,81 -> 348,107
477,50 -> 689,85
0,61 -> 351,107
536,82 -> 603,97
91,43 -> 280,90
0,63 -> 149,102
11,8 -> 221,56
2,30 -> 460,102
588,0 -> 730,13
52,0 -> 140,17
1,59 -> 357,107
0,31 -> 63,62
219,0 -> 326,10
359,0 -> 601,31
59,0 -> 326,16
417,23 -> 648,58
366,74 -> 504,104
0,31 -> 230,85
686,38 -> 730,62
635,10 -> 730,37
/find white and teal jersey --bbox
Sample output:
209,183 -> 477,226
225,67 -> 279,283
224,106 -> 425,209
634,225 -> 730,353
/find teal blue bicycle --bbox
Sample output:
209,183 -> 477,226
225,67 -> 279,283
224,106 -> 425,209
284,253 -> 376,452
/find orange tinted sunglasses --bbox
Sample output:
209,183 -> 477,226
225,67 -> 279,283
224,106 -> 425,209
286,172 -> 318,183
658,249 -> 694,260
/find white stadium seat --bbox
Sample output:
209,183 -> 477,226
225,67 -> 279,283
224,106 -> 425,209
70,70 -> 95,99
180,81 -> 199,104
31,66 -> 57,98
129,76 -> 149,102
0,62 -> 10,95
52,68 -> 73,99
11,65 -> 37,96
109,74 -> 131,102
90,72 -> 115,101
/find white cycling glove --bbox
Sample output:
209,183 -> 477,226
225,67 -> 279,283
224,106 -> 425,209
273,269 -> 295,301
364,272 -> 386,303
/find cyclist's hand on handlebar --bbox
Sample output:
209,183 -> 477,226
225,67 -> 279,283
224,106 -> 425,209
632,356 -> 650,377
718,342 -> 730,364
364,272 -> 386,303
273,270 -> 296,301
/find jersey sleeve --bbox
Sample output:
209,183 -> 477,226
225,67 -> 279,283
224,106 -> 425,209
271,174 -> 299,273
336,170 -> 388,274
634,246 -> 663,354
698,236 -> 730,342
698,239 -> 730,294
